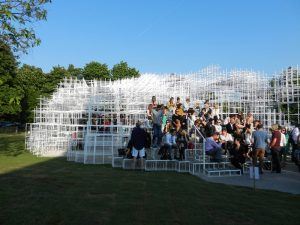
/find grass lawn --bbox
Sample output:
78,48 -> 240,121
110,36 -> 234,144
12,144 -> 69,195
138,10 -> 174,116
0,133 -> 299,225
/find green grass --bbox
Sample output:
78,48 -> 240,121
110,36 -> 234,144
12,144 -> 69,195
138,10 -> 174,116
0,133 -> 299,225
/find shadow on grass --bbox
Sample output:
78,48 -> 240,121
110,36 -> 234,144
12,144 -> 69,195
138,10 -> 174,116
0,133 -> 300,225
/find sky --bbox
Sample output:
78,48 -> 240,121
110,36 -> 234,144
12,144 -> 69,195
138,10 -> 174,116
20,0 -> 300,75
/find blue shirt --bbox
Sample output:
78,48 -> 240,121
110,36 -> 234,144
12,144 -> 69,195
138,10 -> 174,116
205,137 -> 222,152
164,133 -> 176,145
252,129 -> 269,149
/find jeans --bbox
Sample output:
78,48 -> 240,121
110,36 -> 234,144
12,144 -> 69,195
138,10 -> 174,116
206,147 -> 222,162
271,149 -> 281,173
153,124 -> 162,147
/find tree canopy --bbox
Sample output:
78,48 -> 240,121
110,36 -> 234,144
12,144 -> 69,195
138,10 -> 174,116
0,0 -> 51,53
0,41 -> 23,119
83,61 -> 110,80
111,61 -> 140,80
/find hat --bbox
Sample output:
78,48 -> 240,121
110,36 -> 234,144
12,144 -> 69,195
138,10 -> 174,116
271,124 -> 278,131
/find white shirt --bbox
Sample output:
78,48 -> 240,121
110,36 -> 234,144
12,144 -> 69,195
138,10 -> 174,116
183,101 -> 193,110
280,133 -> 287,147
214,125 -> 222,133
220,133 -> 234,142
245,133 -> 252,145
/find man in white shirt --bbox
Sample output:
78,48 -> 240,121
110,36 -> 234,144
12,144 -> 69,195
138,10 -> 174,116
220,128 -> 234,142
164,129 -> 177,160
220,128 -> 234,154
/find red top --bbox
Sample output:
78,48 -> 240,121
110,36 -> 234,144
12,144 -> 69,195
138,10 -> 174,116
271,130 -> 281,149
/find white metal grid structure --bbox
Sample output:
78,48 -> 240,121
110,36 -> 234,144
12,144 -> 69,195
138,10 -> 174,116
26,65 -> 300,161
273,66 -> 300,125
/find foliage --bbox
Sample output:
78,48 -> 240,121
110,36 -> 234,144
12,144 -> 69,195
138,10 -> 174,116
43,66 -> 67,93
0,0 -> 51,54
16,64 -> 46,123
280,103 -> 299,125
0,41 -> 17,85
67,64 -> 83,79
0,85 -> 23,117
0,41 -> 23,120
83,61 -> 110,80
111,61 -> 140,80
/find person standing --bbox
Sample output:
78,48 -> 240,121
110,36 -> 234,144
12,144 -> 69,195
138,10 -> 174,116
226,116 -> 236,135
183,97 -> 192,112
279,126 -> 287,166
269,124 -> 282,173
251,124 -> 269,174
152,105 -> 163,147
130,121 -> 147,169
167,97 -> 176,114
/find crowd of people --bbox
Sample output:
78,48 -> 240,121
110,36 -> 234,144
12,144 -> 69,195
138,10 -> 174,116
127,96 -> 300,173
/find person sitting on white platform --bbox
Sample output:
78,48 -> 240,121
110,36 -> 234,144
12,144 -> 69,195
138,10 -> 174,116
205,132 -> 223,163
220,128 -> 234,154
130,121 -> 148,169
163,129 -> 178,160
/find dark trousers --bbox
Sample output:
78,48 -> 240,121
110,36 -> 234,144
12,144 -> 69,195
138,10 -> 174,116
164,143 -> 177,160
271,149 -> 281,173
152,124 -> 162,147
230,158 -> 243,173
206,147 -> 222,162
291,143 -> 297,162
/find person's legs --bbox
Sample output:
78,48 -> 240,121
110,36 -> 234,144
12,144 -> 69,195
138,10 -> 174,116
131,148 -> 138,169
157,125 -> 162,146
252,149 -> 258,168
152,124 -> 158,147
257,149 -> 265,174
138,148 -> 145,169
209,147 -> 222,162
271,149 -> 281,173
231,158 -> 243,174
283,146 -> 288,162
132,157 -> 137,169
280,147 -> 287,167
164,144 -> 172,160
172,144 -> 179,159
275,150 -> 281,173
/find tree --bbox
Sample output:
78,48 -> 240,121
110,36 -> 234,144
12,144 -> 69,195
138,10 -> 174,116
111,61 -> 140,80
67,64 -> 83,79
0,0 -> 51,54
0,41 -> 17,85
0,41 -> 23,120
83,61 -> 110,80
16,64 -> 46,123
44,66 -> 68,93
